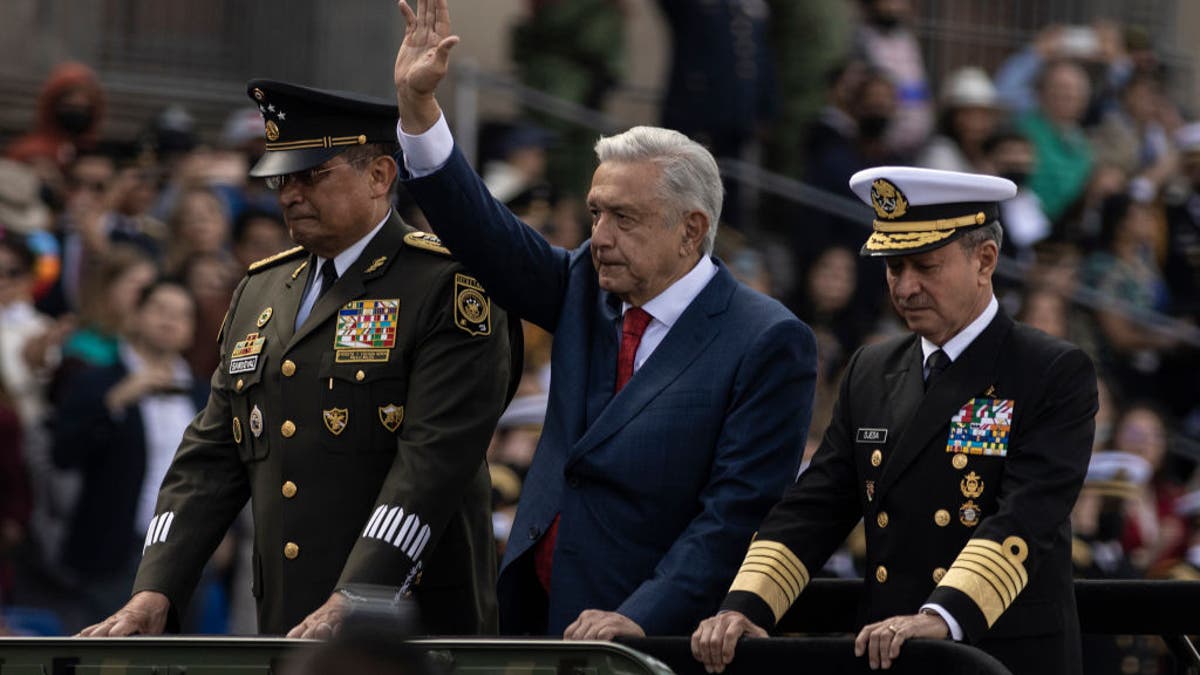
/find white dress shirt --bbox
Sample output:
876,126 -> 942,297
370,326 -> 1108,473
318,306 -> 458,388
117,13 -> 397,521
918,293 -> 999,640
121,342 -> 197,533
622,257 -> 718,372
294,211 -> 391,330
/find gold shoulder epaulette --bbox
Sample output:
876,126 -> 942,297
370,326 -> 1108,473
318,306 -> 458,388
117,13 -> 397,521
404,231 -> 452,256
248,245 -> 307,273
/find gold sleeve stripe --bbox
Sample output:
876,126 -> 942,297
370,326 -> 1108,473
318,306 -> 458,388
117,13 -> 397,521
952,558 -> 1016,607
728,540 -> 810,623
960,540 -> 1029,586
937,537 -> 1030,628
745,545 -> 810,588
957,551 -> 1021,600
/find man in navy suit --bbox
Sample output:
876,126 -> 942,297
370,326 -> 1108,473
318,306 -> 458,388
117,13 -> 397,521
392,0 -> 817,638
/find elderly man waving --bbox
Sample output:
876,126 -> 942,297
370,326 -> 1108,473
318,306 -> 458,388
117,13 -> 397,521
391,0 -> 817,638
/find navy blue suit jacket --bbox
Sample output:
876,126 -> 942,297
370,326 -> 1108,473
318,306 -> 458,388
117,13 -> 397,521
404,146 -> 816,635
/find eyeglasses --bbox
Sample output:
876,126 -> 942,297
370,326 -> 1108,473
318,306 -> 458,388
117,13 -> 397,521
264,158 -> 370,191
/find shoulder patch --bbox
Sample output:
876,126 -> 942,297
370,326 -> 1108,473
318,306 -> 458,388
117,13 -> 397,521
404,231 -> 452,256
454,273 -> 491,336
248,246 -> 307,274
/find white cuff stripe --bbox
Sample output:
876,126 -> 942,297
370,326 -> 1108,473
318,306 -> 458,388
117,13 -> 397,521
143,511 -> 175,551
378,506 -> 402,539
158,512 -> 174,543
363,505 -> 387,537
408,524 -> 431,559
394,514 -> 416,547
361,505 -> 428,561
383,507 -> 406,542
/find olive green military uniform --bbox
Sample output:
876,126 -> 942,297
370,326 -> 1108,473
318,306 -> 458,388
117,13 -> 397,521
131,214 -> 515,634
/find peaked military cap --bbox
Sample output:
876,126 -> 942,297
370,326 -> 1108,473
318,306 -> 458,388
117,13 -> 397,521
849,166 -> 1017,257
1083,451 -> 1151,500
246,79 -> 398,177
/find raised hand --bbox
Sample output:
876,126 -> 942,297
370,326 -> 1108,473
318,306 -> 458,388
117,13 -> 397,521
394,0 -> 459,132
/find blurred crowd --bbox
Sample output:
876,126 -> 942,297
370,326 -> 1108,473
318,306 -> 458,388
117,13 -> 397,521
0,1 -> 1197,666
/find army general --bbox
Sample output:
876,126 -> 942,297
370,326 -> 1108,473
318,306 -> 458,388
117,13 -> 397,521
80,81 -> 518,637
693,168 -> 1097,675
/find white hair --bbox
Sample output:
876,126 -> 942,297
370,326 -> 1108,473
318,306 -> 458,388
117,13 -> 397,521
593,126 -> 723,254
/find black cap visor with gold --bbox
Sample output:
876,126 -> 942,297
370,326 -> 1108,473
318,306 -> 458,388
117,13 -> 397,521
246,79 -> 399,178
859,178 -> 999,258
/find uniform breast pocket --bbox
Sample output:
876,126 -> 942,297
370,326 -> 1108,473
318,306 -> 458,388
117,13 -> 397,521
319,353 -> 408,454
230,358 -> 270,463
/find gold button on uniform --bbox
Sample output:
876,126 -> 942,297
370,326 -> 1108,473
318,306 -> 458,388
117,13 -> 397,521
282,481 -> 297,498
235,378 -> 244,392
875,565 -> 888,583
934,509 -> 951,527
281,360 -> 296,377
952,454 -> 968,470
870,449 -> 883,467
932,567 -> 947,583
876,511 -> 889,528
355,370 -> 365,382
281,420 -> 296,437
284,542 -> 299,559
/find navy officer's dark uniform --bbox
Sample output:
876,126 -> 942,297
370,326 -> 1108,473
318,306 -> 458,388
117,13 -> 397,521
720,167 -> 1097,675
130,81 -> 518,634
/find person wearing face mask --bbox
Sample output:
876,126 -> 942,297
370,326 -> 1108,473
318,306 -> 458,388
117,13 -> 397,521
983,128 -> 1051,261
851,0 -> 933,156
5,62 -> 106,195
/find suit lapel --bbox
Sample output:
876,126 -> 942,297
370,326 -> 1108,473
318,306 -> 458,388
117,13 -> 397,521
877,311 -> 1013,495
585,290 -> 621,427
568,265 -> 734,464
284,215 -> 409,353
881,337 -> 924,449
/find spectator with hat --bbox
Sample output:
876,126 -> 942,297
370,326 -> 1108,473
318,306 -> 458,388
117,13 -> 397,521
916,67 -> 1004,174
695,166 -> 1097,675
1070,450 -> 1162,675
79,78 -> 520,638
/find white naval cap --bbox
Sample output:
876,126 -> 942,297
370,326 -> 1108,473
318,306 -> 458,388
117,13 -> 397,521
849,166 -> 1017,257
1084,450 -> 1152,499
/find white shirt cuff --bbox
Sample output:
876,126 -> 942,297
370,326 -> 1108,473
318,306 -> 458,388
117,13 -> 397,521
920,603 -> 963,641
395,113 -> 454,177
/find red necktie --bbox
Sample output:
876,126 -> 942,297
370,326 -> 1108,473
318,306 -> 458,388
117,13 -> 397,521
533,307 -> 654,593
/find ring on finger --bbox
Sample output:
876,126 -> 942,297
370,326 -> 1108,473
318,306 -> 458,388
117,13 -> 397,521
886,624 -> 899,634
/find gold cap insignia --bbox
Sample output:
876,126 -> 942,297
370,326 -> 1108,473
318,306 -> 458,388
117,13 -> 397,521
379,403 -> 405,433
253,88 -> 264,101
323,407 -> 349,436
870,178 -> 909,220
265,119 -> 280,142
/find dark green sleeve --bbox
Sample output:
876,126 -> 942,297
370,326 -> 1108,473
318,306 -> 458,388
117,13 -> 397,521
335,267 -> 513,591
